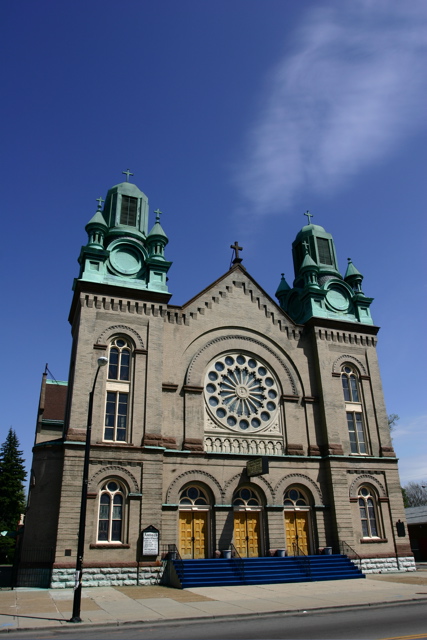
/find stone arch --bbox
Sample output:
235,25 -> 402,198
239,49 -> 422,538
332,354 -> 367,376
274,473 -> 323,505
166,470 -> 223,504
223,472 -> 274,505
349,474 -> 387,499
89,464 -> 139,493
96,324 -> 144,349
185,334 -> 298,396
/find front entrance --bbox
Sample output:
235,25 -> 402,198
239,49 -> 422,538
179,511 -> 208,559
285,511 -> 310,555
233,510 -> 261,557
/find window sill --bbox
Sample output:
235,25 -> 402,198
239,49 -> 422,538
90,543 -> 130,549
359,537 -> 388,544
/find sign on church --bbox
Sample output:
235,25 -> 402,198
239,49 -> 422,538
246,457 -> 269,477
142,525 -> 159,555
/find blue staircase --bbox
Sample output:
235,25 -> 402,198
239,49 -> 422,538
171,554 -> 364,589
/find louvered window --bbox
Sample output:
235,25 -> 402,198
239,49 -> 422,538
316,238 -> 333,265
120,195 -> 138,226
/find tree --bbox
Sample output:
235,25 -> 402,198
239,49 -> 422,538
403,481 -> 427,508
388,413 -> 400,432
0,428 -> 27,563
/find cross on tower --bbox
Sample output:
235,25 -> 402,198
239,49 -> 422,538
154,208 -> 162,223
230,241 -> 243,264
96,196 -> 105,210
122,169 -> 134,182
304,210 -> 313,224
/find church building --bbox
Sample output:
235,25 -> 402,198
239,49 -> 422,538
22,174 -> 414,587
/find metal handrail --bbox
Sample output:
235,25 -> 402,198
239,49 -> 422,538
339,540 -> 362,570
167,544 -> 184,579
292,542 -> 311,579
230,543 -> 245,582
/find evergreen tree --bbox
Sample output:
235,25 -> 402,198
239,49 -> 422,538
0,428 -> 27,563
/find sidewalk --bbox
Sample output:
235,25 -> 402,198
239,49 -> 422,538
1,569 -> 427,633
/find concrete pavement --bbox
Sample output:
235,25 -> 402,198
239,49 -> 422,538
1,567 -> 427,633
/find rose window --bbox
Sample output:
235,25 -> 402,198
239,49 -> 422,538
204,353 -> 279,432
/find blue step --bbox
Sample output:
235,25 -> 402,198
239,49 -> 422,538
172,554 -> 364,588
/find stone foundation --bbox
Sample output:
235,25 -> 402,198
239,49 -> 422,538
51,565 -> 163,589
354,556 -> 416,574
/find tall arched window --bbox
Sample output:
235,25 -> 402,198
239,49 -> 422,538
108,338 -> 131,381
104,338 -> 132,442
98,481 -> 124,542
341,365 -> 367,454
358,486 -> 379,538
341,366 -> 360,402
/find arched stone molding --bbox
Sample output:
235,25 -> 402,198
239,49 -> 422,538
274,473 -> 323,505
349,474 -> 387,499
88,464 -> 140,493
223,472 -> 274,505
96,325 -> 144,349
166,470 -> 223,504
185,334 -> 298,396
332,354 -> 367,376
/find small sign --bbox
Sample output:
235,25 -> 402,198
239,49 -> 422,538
396,520 -> 406,537
246,457 -> 269,477
142,525 -> 159,555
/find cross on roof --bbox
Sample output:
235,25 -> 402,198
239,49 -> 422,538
96,196 -> 105,210
122,169 -> 134,182
230,241 -> 243,264
304,210 -> 313,224
154,208 -> 162,223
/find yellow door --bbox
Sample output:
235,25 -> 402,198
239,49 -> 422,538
233,511 -> 261,557
179,511 -> 208,559
285,511 -> 310,555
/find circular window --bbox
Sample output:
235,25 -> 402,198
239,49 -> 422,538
204,353 -> 279,432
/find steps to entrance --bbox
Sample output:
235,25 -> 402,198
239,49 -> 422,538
172,554 -> 365,589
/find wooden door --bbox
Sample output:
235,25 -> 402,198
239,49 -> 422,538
179,511 -> 208,559
285,511 -> 310,555
233,511 -> 261,557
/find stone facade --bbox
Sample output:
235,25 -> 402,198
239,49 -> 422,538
21,178 -> 414,586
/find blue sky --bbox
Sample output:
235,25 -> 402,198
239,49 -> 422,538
1,0 -> 426,486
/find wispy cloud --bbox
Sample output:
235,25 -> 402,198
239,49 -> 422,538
393,413 -> 427,484
235,0 -> 427,218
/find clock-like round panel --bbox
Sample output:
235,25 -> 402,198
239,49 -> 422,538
204,353 -> 279,432
326,286 -> 349,311
110,246 -> 142,275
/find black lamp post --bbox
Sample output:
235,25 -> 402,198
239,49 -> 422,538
70,356 -> 108,623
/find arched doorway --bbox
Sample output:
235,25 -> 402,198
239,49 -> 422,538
178,486 -> 210,559
283,487 -> 312,555
233,487 -> 263,557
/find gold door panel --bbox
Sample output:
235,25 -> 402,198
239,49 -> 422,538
179,511 -> 208,559
285,511 -> 309,555
233,511 -> 261,557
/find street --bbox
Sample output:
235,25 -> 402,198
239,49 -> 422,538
5,601 -> 427,640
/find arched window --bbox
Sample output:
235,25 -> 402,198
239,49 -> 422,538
98,481 -> 124,542
341,366 -> 360,402
108,338 -> 131,381
179,486 -> 208,506
104,338 -> 132,442
233,487 -> 260,507
284,488 -> 308,507
358,486 -> 379,538
341,365 -> 368,455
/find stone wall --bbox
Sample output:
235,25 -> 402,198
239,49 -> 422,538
354,556 -> 416,574
51,565 -> 163,589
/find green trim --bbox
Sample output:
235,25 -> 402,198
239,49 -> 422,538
46,379 -> 67,386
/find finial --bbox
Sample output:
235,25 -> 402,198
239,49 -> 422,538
154,208 -> 162,223
122,168 -> 134,182
230,241 -> 243,265
281,273 -> 284,278
348,257 -> 352,262
304,210 -> 313,224
96,196 -> 105,210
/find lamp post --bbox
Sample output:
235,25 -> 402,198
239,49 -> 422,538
70,356 -> 108,623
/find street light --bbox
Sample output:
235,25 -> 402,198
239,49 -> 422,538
70,356 -> 108,623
